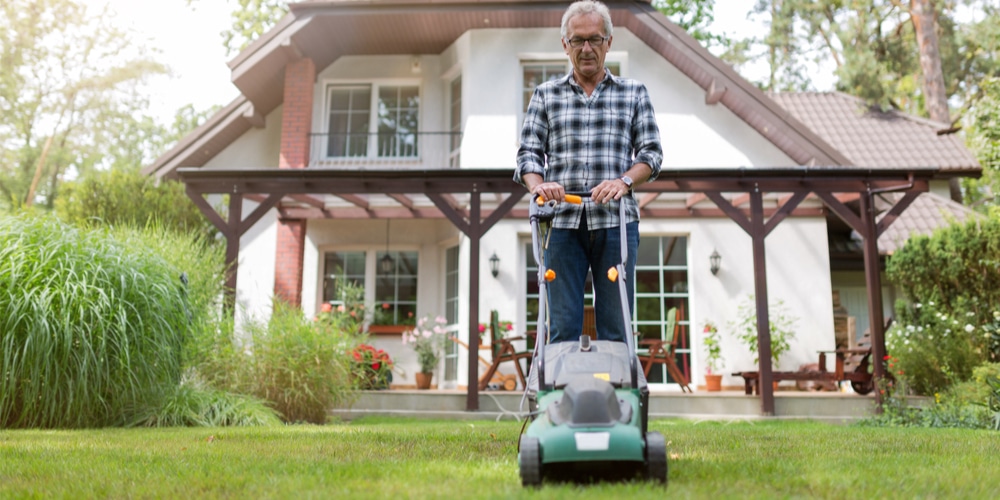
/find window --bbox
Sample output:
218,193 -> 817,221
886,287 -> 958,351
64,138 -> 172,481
634,236 -> 690,385
325,83 -> 420,159
522,235 -> 690,386
443,246 -> 460,383
521,61 -> 621,113
449,76 -> 461,168
322,249 -> 419,325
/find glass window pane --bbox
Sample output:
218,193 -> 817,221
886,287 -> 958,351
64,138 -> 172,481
635,270 -> 659,294
664,236 -> 688,266
636,236 -> 659,266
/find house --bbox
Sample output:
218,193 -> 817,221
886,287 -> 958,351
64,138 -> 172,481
146,0 -> 980,408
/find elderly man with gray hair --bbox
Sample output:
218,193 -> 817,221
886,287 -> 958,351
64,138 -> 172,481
516,0 -> 663,345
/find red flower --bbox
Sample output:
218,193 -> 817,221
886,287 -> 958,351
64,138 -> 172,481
352,351 -> 362,361
382,302 -> 390,309
372,363 -> 380,371
883,355 -> 891,361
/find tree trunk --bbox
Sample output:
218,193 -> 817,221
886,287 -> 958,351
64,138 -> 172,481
910,0 -> 962,202
910,0 -> 949,124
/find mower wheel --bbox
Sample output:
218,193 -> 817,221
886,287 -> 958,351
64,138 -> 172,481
644,431 -> 668,484
519,435 -> 542,487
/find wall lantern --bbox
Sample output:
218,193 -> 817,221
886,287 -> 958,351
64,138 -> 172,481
489,252 -> 500,278
709,249 -> 721,276
380,219 -> 394,273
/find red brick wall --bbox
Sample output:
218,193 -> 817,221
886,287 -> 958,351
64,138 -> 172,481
274,57 -> 315,306
279,58 -> 315,169
274,218 -> 306,306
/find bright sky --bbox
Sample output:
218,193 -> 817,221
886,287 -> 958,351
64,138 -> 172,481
83,0 -> 813,126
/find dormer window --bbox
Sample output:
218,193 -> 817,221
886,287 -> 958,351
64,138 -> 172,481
324,82 -> 420,159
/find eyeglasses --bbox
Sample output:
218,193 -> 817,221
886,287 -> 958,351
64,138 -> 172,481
564,35 -> 609,48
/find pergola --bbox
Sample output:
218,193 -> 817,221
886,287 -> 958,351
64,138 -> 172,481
178,165 -> 944,415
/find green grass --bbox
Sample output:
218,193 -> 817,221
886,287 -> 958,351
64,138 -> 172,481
2,418 -> 999,499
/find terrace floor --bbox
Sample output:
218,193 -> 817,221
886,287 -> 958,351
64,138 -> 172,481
331,388 -> 922,423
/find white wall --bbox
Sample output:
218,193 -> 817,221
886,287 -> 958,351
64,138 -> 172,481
204,106 -> 282,169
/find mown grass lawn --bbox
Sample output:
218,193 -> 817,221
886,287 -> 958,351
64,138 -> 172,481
2,417 -> 999,499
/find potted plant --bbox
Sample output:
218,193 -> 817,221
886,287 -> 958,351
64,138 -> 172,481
731,295 -> 797,371
702,321 -> 724,391
402,315 -> 449,389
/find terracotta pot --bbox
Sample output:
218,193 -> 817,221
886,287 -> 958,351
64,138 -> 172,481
415,371 -> 433,390
705,374 -> 722,392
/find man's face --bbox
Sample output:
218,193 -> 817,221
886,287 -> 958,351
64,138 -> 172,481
562,12 -> 612,80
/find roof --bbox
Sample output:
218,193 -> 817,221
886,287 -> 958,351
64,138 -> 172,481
769,92 -> 980,173
146,0 -> 854,178
876,191 -> 982,254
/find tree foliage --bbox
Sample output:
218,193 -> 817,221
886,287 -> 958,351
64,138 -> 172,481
0,0 -> 168,210
963,77 -> 1000,209
734,1 -> 1000,120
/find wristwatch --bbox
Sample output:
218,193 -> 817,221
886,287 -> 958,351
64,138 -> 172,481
619,175 -> 634,191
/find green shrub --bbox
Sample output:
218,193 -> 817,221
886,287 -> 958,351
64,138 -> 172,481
0,215 -> 189,428
887,302 -> 986,395
129,378 -> 281,428
194,301 -> 361,424
55,167 -> 215,239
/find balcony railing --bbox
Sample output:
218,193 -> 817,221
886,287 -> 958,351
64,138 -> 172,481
309,132 -> 462,167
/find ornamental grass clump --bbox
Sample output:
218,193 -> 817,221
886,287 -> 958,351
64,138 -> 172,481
196,301 -> 361,424
0,215 -> 189,428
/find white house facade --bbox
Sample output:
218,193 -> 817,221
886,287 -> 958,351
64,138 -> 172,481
147,0 -> 979,398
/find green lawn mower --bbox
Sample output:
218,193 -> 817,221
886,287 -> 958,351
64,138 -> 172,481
518,194 -> 667,487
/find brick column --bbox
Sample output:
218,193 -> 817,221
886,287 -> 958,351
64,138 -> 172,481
274,57 -> 315,306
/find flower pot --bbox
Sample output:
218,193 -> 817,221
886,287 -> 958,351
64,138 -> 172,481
415,371 -> 433,390
705,374 -> 722,392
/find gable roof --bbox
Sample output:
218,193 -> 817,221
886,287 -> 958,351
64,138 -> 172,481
877,191 -> 981,254
147,0 -> 860,178
769,92 -> 980,172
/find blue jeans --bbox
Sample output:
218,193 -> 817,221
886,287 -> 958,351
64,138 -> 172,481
545,216 -> 639,343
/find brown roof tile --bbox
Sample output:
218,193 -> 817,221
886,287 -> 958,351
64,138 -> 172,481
878,191 -> 982,254
769,92 -> 980,172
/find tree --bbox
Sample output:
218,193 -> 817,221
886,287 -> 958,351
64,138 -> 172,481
0,0 -> 167,211
654,0 -> 731,49
735,1 -> 999,121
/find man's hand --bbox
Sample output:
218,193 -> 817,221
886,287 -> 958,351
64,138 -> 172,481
524,173 -> 565,203
591,177 -> 630,204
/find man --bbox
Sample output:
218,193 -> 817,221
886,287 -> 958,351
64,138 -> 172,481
516,0 -> 663,344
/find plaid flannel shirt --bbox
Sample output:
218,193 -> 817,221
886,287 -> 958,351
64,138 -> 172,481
515,71 -> 663,230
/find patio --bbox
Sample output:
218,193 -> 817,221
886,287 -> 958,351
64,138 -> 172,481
331,388 -> 920,423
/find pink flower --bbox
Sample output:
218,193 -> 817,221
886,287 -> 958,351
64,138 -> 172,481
478,324 -> 486,334
382,302 -> 390,309
337,304 -> 345,312
320,303 -> 333,313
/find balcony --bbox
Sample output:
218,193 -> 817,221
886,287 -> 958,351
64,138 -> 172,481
309,132 -> 462,168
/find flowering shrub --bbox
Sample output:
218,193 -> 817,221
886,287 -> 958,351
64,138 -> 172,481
402,315 -> 449,373
372,302 -> 416,326
887,300 -> 988,395
702,321 -> 724,375
478,319 -> 514,338
730,295 -> 797,369
350,344 -> 394,390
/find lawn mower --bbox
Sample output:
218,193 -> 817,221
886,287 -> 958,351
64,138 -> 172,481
518,193 -> 667,487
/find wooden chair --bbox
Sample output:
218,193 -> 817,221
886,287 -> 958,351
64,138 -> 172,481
478,310 -> 532,391
583,305 -> 597,338
637,306 -> 693,392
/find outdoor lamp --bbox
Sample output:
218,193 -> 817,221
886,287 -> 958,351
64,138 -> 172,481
710,249 -> 721,275
489,252 -> 500,278
380,219 -> 394,273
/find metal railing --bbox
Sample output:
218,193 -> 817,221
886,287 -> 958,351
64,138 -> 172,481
309,131 -> 462,166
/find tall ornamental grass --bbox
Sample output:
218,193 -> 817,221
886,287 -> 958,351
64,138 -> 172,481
0,215 -> 189,428
195,301 -> 361,424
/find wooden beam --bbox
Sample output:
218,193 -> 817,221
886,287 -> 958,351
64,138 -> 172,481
685,192 -> 706,209
335,194 -> 370,211
705,192 -> 752,234
289,194 -> 325,209
638,192 -> 659,209
876,191 -> 920,237
705,78 -> 727,105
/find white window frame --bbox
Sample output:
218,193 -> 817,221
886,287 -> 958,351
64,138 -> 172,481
319,245 -> 420,325
321,78 -> 423,160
